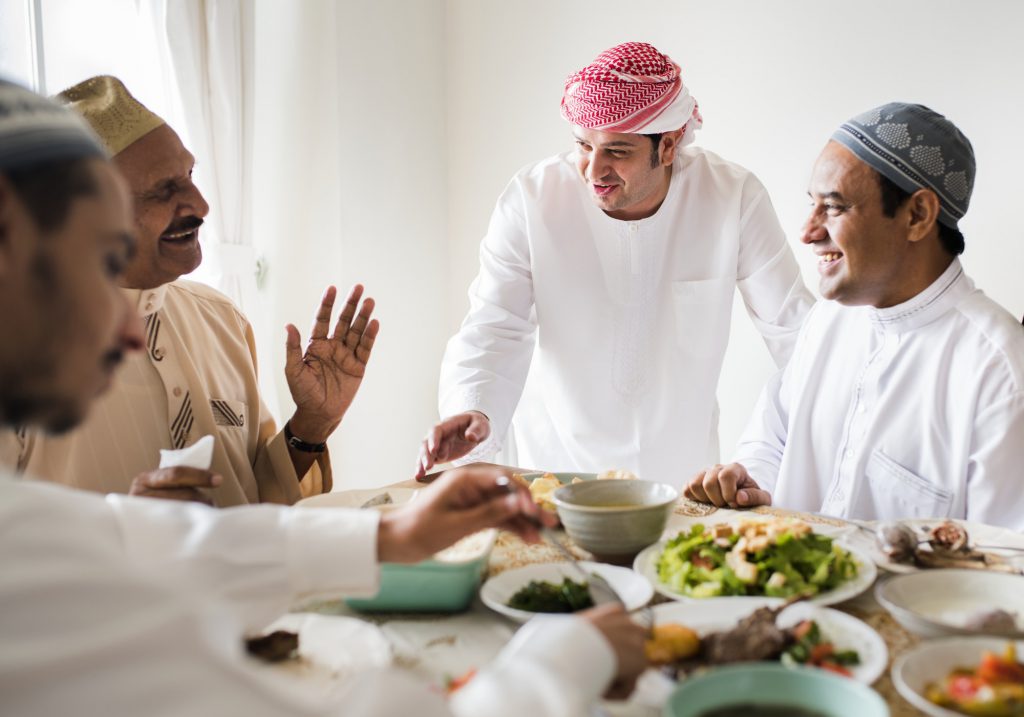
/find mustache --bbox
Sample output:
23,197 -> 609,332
162,215 -> 204,236
102,349 -> 125,371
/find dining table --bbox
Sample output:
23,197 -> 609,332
265,474 -> 960,716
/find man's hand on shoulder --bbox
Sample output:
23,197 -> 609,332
414,411 -> 490,479
683,462 -> 771,509
129,467 -> 222,505
284,284 -> 379,443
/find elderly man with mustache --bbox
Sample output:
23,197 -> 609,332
0,76 -> 376,506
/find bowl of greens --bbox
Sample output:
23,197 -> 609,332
479,560 -> 652,623
634,517 -> 875,606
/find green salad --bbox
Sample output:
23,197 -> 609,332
655,518 -> 859,599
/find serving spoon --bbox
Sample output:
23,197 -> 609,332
495,475 -> 654,631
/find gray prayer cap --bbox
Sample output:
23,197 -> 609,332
0,78 -> 106,173
831,102 -> 974,230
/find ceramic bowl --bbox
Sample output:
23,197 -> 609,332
875,569 -> 1024,638
552,479 -> 677,558
663,663 -> 889,717
892,636 -> 1024,717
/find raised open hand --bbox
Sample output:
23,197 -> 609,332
284,284 -> 379,442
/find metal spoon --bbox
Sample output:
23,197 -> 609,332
495,475 -> 653,630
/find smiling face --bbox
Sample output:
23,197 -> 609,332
802,141 -> 924,308
572,126 -> 680,221
114,124 -> 209,289
0,158 -> 144,432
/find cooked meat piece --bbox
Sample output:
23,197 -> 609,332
245,630 -> 299,662
875,522 -> 918,563
702,606 -> 790,664
963,608 -> 1019,634
928,520 -> 969,553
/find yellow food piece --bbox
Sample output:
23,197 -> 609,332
597,469 -> 638,481
528,475 -> 563,510
644,623 -> 700,665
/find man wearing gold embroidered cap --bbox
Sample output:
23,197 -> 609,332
0,75 -> 379,507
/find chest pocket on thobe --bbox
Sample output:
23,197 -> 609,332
865,449 -> 953,520
210,399 -> 247,429
671,277 -> 733,358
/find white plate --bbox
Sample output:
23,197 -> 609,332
633,529 -> 876,607
480,561 -> 653,623
892,636 -> 1024,717
876,569 -> 1024,638
650,598 -> 887,684
841,518 -> 1024,574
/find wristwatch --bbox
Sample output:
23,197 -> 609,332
284,421 -> 327,453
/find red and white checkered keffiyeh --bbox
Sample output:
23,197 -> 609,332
561,42 -> 702,141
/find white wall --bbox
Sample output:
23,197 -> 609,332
6,1 -> 1021,490
444,0 -> 1024,465
252,0 -> 449,489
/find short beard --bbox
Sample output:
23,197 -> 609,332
0,390 -> 81,435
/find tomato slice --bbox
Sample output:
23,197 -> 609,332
946,674 -> 982,701
818,661 -> 852,678
977,652 -> 1024,685
809,643 -> 835,663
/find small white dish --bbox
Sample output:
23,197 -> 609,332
633,537 -> 876,607
650,598 -> 888,684
841,517 -> 1024,574
892,636 -> 1024,717
480,561 -> 652,623
875,569 -> 1024,638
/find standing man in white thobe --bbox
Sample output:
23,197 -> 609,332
685,103 -> 1024,531
417,42 -> 813,484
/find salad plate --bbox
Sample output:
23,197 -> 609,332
651,597 -> 888,684
480,560 -> 652,623
633,516 -> 877,606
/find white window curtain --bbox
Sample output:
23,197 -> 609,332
142,0 -> 278,416
142,0 -> 257,313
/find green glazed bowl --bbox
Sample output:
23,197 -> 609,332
663,663 -> 889,717
345,529 -> 497,613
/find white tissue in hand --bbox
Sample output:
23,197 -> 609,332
159,434 -> 215,470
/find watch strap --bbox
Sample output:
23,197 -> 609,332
284,421 -> 327,453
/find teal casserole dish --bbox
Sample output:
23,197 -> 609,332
346,529 -> 497,613
296,487 -> 497,613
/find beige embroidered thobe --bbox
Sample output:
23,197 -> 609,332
0,280 -> 330,505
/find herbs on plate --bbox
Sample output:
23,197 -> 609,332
506,577 -> 594,613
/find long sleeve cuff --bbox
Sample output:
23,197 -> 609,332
450,615 -> 615,717
283,506 -> 380,599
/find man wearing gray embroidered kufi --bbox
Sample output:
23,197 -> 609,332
685,102 -> 1024,531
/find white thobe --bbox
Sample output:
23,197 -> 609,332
735,260 -> 1024,530
0,471 -> 615,717
440,148 -> 813,484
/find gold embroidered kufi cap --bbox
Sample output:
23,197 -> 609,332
55,76 -> 165,156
